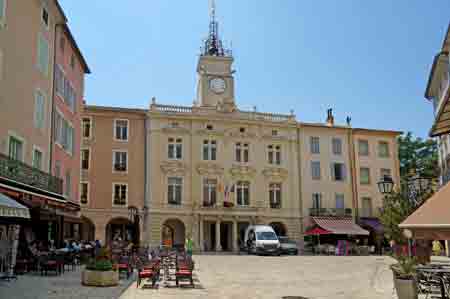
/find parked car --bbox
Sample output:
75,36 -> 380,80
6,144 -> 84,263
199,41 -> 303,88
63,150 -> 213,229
278,237 -> 299,255
244,225 -> 280,255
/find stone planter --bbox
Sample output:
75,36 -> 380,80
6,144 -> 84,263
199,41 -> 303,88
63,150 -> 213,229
82,269 -> 119,287
393,278 -> 418,299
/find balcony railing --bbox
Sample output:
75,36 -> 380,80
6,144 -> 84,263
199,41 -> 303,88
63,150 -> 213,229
114,163 -> 127,172
0,153 -> 63,195
309,208 -> 353,217
113,197 -> 126,206
203,199 -> 216,207
270,201 -> 282,209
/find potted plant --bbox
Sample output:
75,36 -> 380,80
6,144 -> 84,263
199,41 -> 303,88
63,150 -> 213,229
82,247 -> 119,287
390,255 -> 418,299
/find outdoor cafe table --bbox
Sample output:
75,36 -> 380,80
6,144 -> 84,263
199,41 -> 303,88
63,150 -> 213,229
417,266 -> 450,299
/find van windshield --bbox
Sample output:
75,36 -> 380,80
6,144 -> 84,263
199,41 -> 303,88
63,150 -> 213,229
256,231 -> 278,241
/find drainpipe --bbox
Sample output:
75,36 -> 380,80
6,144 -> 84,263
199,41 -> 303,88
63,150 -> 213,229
143,114 -> 150,246
296,125 -> 304,248
347,128 -> 359,222
49,23 -> 61,174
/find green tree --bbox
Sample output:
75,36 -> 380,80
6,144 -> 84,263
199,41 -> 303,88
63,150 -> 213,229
398,132 -> 439,180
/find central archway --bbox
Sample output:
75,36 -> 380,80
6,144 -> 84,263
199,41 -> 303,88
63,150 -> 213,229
270,222 -> 288,237
106,217 -> 134,245
162,218 -> 185,249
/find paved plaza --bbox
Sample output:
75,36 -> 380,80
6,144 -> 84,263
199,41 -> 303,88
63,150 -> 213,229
122,255 -> 398,299
0,255 -> 400,299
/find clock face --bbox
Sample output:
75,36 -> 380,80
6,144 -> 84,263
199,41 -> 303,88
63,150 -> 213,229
209,77 -> 226,94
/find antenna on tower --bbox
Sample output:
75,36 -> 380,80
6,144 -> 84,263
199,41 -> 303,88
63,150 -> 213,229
209,0 -> 216,22
201,0 -> 231,57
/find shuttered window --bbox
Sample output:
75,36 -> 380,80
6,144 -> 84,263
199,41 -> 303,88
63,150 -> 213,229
34,90 -> 45,129
37,34 -> 49,75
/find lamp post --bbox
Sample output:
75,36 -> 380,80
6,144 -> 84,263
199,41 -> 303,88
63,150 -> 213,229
377,175 -> 395,253
128,206 -> 147,246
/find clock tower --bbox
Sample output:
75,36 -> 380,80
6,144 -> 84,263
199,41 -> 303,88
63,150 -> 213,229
196,0 -> 236,111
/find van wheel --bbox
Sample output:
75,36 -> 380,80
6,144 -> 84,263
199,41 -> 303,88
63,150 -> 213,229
247,247 -> 251,255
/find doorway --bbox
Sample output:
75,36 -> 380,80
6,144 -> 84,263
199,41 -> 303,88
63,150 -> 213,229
220,222 -> 232,251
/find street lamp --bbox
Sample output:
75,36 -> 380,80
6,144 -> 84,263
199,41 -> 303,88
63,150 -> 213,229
128,206 -> 148,246
377,175 -> 395,195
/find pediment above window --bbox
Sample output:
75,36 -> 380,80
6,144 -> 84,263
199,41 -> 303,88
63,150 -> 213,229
229,165 -> 257,179
226,130 -> 257,139
161,126 -> 190,135
161,161 -> 187,175
262,167 -> 288,181
196,162 -> 224,176
196,129 -> 225,137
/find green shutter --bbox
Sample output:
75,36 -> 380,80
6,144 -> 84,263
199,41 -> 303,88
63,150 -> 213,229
38,34 -> 49,75
0,0 -> 5,21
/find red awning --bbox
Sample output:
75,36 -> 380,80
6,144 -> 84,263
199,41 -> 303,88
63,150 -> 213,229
304,227 -> 331,236
312,217 -> 370,236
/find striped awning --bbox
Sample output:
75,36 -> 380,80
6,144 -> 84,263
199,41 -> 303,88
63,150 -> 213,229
0,193 -> 30,219
313,217 -> 369,236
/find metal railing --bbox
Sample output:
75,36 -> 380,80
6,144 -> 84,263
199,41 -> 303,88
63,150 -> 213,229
309,208 -> 353,217
152,104 -> 193,114
270,202 -> 282,209
0,153 -> 63,195
203,199 -> 216,207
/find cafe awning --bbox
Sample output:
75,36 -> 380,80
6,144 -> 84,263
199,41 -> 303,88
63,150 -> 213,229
0,192 -> 30,219
312,217 -> 369,236
304,227 -> 331,236
359,218 -> 384,234
400,181 -> 450,235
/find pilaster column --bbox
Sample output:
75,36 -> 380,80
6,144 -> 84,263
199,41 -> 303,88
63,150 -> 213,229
232,220 -> 238,252
199,217 -> 204,252
215,220 -> 222,251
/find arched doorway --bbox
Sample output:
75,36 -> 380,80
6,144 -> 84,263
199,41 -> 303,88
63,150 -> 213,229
161,218 -> 185,249
80,216 -> 95,241
270,222 -> 287,237
106,217 -> 134,245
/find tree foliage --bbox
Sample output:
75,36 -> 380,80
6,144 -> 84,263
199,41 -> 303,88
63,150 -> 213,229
398,132 -> 439,180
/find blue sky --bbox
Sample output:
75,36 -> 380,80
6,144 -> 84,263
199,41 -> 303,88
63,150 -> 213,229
59,1 -> 449,138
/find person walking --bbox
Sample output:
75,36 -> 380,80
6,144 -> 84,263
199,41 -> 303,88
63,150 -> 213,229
185,235 -> 193,257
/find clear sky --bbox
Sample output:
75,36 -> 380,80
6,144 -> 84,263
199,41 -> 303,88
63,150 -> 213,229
59,0 -> 449,138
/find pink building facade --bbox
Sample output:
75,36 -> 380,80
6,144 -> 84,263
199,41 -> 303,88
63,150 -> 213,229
51,24 -> 90,239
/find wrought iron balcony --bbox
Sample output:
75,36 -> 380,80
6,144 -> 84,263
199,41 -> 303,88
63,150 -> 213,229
0,152 -> 63,195
114,163 -> 127,172
270,201 -> 282,209
203,199 -> 216,207
309,208 -> 353,217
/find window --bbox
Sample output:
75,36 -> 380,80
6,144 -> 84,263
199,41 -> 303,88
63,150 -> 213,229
360,167 -> 371,185
269,183 -> 282,209
114,119 -> 129,141
81,149 -> 90,170
80,182 -> 89,205
65,171 -> 71,198
168,177 -> 182,205
310,136 -> 320,154
240,127 -> 246,133
380,168 -> 392,180
60,37 -> 65,53
70,55 -> 75,69
54,112 -> 74,154
206,124 -> 213,130
41,6 -> 49,28
168,138 -> 182,159
34,90 -> 45,129
203,140 -> 217,161
332,138 -> 342,155
378,141 -> 390,158
8,136 -> 23,161
82,118 -> 91,138
203,178 -> 217,207
272,130 -> 278,136
235,143 -> 249,163
361,197 -> 373,217
55,65 -> 76,111
113,151 -> 127,172
358,140 -> 369,156
0,0 -> 5,25
268,145 -> 281,165
331,163 -> 346,181
54,161 -> 61,178
37,34 -> 49,75
236,181 -> 250,206
335,194 -> 345,209
32,148 -> 43,170
113,183 -> 127,206
312,193 -> 322,209
311,161 -> 321,180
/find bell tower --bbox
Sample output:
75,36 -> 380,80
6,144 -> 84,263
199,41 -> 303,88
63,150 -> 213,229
196,0 -> 236,110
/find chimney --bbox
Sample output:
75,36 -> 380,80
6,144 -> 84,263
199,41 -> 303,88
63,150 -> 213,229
346,116 -> 352,127
326,108 -> 334,126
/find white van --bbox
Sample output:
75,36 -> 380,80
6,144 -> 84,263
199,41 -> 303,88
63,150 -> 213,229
244,225 -> 280,255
